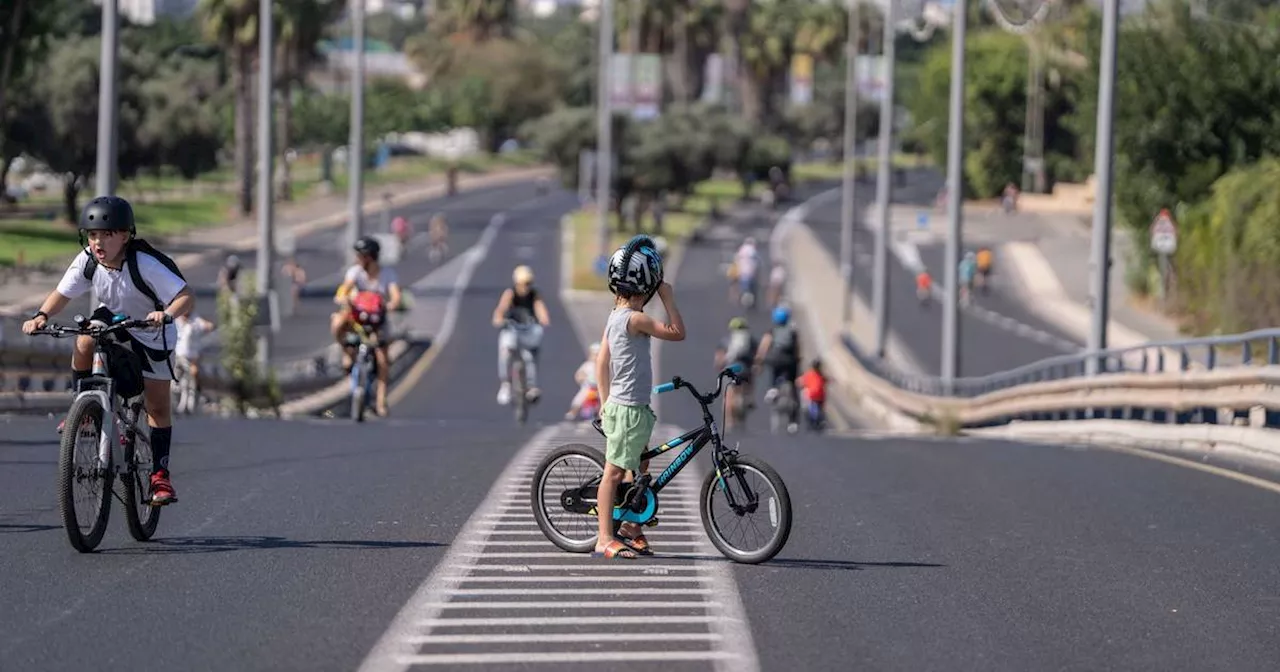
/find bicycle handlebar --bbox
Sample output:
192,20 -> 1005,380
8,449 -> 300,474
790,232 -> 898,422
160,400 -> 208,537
652,362 -> 746,406
29,313 -> 169,339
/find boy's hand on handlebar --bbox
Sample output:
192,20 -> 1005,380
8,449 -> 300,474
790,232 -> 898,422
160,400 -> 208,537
22,316 -> 46,335
145,311 -> 172,326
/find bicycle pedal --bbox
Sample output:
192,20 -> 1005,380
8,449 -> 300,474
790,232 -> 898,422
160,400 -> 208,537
644,517 -> 659,528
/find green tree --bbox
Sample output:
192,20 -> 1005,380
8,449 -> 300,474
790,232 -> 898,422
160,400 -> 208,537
199,0 -> 262,217
28,39 -> 148,222
276,0 -> 344,200
136,57 -> 225,182
431,0 -> 518,42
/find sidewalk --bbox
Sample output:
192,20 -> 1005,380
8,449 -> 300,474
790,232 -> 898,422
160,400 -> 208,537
0,165 -> 553,316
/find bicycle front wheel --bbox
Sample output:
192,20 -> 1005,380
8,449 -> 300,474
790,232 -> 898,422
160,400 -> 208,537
58,395 -> 114,553
121,422 -> 161,541
700,455 -> 792,564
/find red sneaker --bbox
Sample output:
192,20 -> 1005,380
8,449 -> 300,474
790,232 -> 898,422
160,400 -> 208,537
149,470 -> 178,506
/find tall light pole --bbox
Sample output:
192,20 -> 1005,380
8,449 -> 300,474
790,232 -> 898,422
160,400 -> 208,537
95,0 -> 119,199
1086,0 -> 1120,375
839,0 -> 861,327
596,0 -> 615,264
871,0 -> 897,360
92,0 -> 120,312
256,0 -> 276,368
940,0 -> 967,387
346,0 -> 366,261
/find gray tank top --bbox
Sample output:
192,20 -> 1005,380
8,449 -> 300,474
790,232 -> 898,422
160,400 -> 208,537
604,307 -> 652,406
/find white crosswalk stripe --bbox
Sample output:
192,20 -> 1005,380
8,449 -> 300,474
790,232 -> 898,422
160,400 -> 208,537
358,423 -> 760,671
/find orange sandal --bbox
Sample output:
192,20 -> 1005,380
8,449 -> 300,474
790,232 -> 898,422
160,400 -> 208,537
618,526 -> 653,555
591,539 -> 638,559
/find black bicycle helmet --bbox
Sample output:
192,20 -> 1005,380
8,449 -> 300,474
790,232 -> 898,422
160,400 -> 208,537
78,196 -> 136,234
606,234 -> 663,299
353,236 -> 381,261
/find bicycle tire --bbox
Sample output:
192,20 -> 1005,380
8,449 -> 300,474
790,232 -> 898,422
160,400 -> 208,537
121,420 -> 160,541
352,358 -> 369,423
699,454 -> 792,564
512,360 -> 527,424
530,444 -> 607,553
57,395 -> 114,553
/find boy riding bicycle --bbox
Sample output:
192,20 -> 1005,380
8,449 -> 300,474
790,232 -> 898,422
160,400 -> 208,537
594,236 -> 685,560
22,196 -> 193,505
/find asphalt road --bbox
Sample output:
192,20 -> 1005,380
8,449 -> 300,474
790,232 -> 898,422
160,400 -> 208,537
179,180 -> 552,363
2,191 -> 1279,671
800,175 -> 1074,378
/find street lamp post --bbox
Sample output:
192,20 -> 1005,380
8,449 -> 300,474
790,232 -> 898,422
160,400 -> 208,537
256,0 -> 276,368
346,0 -> 366,261
839,0 -> 861,327
1086,0 -> 1120,375
940,0 -> 968,388
596,0 -> 615,266
871,0 -> 898,360
93,0 -> 121,312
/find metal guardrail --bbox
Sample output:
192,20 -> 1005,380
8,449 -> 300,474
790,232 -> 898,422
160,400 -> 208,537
844,328 -> 1280,397
841,329 -> 1280,431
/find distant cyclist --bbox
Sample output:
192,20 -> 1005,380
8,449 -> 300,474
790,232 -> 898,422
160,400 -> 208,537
715,317 -> 757,429
916,270 -> 932,305
758,305 -> 801,434
975,246 -> 993,292
767,262 -> 787,310
731,237 -> 760,308
332,236 -> 402,417
491,265 -> 551,406
428,213 -> 449,264
218,254 -> 241,296
959,251 -> 977,304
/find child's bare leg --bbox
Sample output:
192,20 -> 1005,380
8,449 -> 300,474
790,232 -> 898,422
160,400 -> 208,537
618,458 -> 651,549
595,463 -> 626,552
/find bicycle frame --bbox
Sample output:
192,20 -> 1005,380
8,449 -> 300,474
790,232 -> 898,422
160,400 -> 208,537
588,366 -> 760,523
73,332 -> 150,477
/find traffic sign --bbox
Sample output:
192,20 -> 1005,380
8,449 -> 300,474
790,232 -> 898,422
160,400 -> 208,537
1149,208 -> 1177,256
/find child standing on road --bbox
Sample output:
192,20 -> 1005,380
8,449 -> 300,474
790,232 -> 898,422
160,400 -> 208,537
594,236 -> 685,560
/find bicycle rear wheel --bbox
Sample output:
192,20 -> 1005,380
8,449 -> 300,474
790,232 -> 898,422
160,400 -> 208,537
121,419 -> 160,541
531,445 -> 606,553
58,395 -> 114,553
700,454 -> 792,564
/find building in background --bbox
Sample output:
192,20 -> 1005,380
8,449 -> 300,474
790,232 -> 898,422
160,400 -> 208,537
313,37 -> 425,93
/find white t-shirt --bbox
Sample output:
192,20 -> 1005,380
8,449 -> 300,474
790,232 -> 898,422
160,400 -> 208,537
343,264 -> 399,296
56,249 -> 186,351
576,361 -> 597,387
175,316 -> 211,360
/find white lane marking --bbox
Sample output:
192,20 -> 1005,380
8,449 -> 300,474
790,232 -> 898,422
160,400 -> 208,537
358,424 -> 760,672
425,601 -> 715,609
408,632 -> 723,644
396,651 -> 735,665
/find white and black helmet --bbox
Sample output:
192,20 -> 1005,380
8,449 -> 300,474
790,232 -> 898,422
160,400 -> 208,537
607,235 -> 664,299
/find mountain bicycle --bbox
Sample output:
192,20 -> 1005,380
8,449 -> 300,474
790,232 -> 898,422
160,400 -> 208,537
502,319 -> 540,424
530,363 -> 793,564
32,313 -> 169,553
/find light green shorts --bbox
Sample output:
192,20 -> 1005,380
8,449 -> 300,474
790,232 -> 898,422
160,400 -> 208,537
601,401 -> 656,472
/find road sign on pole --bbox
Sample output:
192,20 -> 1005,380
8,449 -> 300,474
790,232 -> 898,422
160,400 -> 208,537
1149,208 -> 1178,256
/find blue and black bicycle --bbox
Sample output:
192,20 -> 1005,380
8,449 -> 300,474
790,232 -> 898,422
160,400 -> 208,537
530,363 -> 793,564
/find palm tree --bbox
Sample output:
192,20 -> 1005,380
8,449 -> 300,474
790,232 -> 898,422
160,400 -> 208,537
199,0 -> 260,217
429,0 -> 517,43
275,0 -> 343,201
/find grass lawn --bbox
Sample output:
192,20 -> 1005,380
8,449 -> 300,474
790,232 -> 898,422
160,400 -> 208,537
567,206 -> 701,293
0,195 -> 229,269
793,153 -> 930,182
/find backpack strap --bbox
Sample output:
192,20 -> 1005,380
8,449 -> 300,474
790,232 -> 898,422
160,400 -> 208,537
81,248 -> 98,281
125,245 -> 165,313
